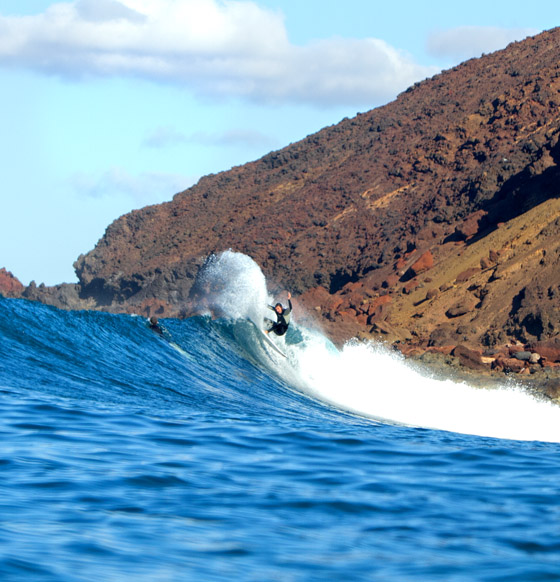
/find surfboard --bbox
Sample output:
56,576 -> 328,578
169,341 -> 194,361
260,330 -> 287,358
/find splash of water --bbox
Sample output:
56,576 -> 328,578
194,250 -> 271,326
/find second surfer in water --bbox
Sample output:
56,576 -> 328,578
266,292 -> 292,336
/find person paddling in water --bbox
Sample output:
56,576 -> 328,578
266,292 -> 292,336
148,316 -> 165,336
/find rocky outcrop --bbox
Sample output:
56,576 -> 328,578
0,268 -> 24,298
21,282 -> 94,311
405,251 -> 434,280
452,345 -> 487,371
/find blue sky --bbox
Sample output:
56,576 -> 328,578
0,0 -> 556,285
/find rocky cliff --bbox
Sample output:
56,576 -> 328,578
0,269 -> 24,298
7,27 -> 560,378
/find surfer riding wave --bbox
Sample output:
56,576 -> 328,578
266,292 -> 292,336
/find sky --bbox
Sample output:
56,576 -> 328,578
0,0 -> 557,285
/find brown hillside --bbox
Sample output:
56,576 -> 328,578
27,28 -> 560,365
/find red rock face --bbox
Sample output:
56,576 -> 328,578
407,251 -> 434,278
458,211 -> 487,239
452,345 -> 486,371
0,268 -> 24,298
529,342 -> 560,363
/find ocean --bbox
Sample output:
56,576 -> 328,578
2,251 -> 560,581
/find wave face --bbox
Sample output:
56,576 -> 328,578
2,251 -> 560,581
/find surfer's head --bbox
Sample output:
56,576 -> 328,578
274,303 -> 284,314
150,316 -> 159,325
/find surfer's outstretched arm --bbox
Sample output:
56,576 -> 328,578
285,292 -> 292,315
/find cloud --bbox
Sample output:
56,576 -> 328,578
143,126 -> 188,148
76,0 -> 146,23
0,0 -> 437,107
427,26 -> 538,61
143,125 -> 276,149
213,128 -> 276,148
72,166 -> 194,204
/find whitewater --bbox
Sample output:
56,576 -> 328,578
1,250 -> 560,581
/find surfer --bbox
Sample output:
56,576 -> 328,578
148,316 -> 165,336
266,292 -> 292,336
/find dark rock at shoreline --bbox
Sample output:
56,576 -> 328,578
22,282 -> 91,311
428,325 -> 458,347
528,340 -> 560,363
452,345 -> 486,371
493,356 -> 527,374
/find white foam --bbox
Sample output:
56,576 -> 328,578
288,336 -> 560,443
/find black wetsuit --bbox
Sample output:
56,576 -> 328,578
267,300 -> 292,336
149,322 -> 164,335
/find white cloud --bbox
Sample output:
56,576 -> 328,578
143,126 -> 188,148
0,0 -> 437,106
427,26 -> 538,61
72,166 -> 194,204
213,128 -> 275,148
76,0 -> 146,23
143,125 -> 275,149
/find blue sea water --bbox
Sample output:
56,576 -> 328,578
2,251 -> 560,581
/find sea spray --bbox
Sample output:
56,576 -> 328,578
194,250 -> 271,326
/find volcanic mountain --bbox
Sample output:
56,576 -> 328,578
9,27 -> 560,362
